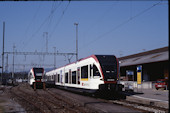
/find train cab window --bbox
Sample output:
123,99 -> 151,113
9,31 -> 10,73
72,71 -> 76,84
65,73 -> 68,83
81,65 -> 88,78
30,73 -> 33,78
93,65 -> 101,77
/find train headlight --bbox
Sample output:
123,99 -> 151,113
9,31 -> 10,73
100,78 -> 104,81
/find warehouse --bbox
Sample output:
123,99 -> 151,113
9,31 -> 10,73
118,46 -> 168,89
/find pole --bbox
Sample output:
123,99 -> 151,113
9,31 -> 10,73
53,47 -> 56,69
1,22 -> 5,83
45,32 -> 48,53
12,44 -> 15,83
43,32 -> 48,53
74,23 -> 78,61
5,54 -> 8,72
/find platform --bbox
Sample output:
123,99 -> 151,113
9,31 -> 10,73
125,88 -> 169,109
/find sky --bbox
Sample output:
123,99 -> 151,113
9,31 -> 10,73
0,1 -> 169,72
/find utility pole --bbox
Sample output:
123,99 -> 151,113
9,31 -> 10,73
1,22 -> 5,83
43,32 -> 48,53
12,44 -> 15,82
53,47 -> 56,69
74,23 -> 78,61
5,54 -> 8,72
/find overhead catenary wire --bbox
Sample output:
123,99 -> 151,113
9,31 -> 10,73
31,1 -> 62,38
82,2 -> 119,41
49,1 -> 70,38
47,1 -> 57,31
19,3 -> 42,52
40,2 -> 58,54
22,1 -> 63,51
79,1 -> 164,51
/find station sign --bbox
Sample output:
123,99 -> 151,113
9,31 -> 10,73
126,70 -> 134,76
137,65 -> 142,84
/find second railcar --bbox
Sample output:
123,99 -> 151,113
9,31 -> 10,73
28,67 -> 46,89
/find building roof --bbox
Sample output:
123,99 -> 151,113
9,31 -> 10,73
118,47 -> 169,67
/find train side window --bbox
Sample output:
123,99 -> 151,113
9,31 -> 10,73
81,65 -> 88,78
72,71 -> 76,84
93,65 -> 101,77
57,74 -> 60,82
65,72 -> 68,83
69,69 -> 71,84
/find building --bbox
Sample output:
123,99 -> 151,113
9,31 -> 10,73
118,46 -> 169,89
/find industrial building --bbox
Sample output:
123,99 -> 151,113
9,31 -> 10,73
118,46 -> 169,89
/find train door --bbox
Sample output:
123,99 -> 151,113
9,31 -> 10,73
81,65 -> 88,80
77,67 -> 80,84
90,64 -> 93,79
65,72 -> 68,84
72,71 -> 76,84
60,70 -> 63,84
54,73 -> 57,84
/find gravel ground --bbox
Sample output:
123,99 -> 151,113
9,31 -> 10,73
0,83 -> 156,113
0,86 -> 26,113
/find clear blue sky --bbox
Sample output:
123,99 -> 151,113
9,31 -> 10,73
0,1 -> 168,72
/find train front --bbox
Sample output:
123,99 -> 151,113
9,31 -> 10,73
95,55 -> 123,93
32,68 -> 45,89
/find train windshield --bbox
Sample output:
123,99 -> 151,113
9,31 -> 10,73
33,68 -> 44,79
95,55 -> 118,81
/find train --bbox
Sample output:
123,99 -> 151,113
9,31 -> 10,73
45,55 -> 123,95
28,67 -> 46,89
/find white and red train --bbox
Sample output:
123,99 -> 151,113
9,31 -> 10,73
45,55 -> 123,93
28,67 -> 46,89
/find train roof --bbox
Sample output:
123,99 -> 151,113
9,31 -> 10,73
46,55 -> 117,73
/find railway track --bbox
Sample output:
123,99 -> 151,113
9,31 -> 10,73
8,83 -> 168,113
10,85 -> 48,113
51,86 -> 168,113
10,83 -> 92,113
